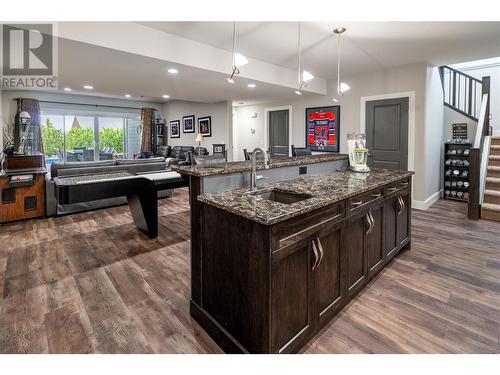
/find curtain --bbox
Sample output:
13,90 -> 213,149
15,98 -> 43,154
140,108 -> 156,152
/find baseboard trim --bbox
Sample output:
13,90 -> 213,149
412,190 -> 442,210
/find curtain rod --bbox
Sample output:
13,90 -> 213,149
12,98 -> 153,111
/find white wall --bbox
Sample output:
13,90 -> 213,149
234,62 -> 432,204
455,63 -> 499,135
162,100 -> 233,159
424,66 -> 445,204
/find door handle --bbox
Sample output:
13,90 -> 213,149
315,237 -> 324,269
312,239 -> 319,271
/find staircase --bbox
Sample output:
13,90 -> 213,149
482,137 -> 500,221
439,65 -> 492,220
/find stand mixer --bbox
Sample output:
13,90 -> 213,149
347,133 -> 370,173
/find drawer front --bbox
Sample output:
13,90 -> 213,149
346,188 -> 383,215
272,202 -> 345,250
384,178 -> 410,196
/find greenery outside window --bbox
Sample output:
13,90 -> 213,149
41,109 -> 141,164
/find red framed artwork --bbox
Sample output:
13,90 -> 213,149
305,106 -> 340,152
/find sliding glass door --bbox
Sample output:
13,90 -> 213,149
41,110 -> 141,163
98,117 -> 125,160
64,115 -> 95,162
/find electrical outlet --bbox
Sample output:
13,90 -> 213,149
299,166 -> 307,175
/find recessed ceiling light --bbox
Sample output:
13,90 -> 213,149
64,87 -> 72,91
168,68 -> 179,74
83,85 -> 93,90
124,94 -> 131,98
332,98 -> 338,102
294,90 -> 302,95
162,94 -> 170,99
226,77 -> 235,84
248,83 -> 256,88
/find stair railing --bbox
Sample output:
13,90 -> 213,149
439,65 -> 483,121
468,75 -> 491,219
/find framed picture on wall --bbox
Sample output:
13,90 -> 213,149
198,116 -> 212,137
305,105 -> 340,152
170,120 -> 180,138
182,115 -> 195,133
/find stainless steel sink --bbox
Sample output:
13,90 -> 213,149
250,189 -> 312,204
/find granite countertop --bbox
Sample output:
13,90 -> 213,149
172,153 -> 348,177
198,168 -> 414,225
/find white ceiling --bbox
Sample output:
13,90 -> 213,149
57,38 -> 319,104
137,21 -> 500,79
52,22 -> 500,104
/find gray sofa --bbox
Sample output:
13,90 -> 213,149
46,157 -> 173,216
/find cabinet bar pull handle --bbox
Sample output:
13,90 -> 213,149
351,200 -> 363,207
316,237 -> 324,268
397,196 -> 403,215
365,213 -> 372,236
387,187 -> 397,192
400,181 -> 409,186
371,193 -> 382,198
368,212 -> 374,235
312,239 -> 319,271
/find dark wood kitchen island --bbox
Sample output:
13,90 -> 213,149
190,168 -> 413,354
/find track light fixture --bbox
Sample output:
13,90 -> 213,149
332,26 -> 350,101
227,22 -> 248,83
294,22 -> 314,95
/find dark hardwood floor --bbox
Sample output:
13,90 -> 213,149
1,190 -> 499,353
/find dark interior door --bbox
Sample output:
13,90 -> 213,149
366,98 -> 409,170
269,110 -> 289,159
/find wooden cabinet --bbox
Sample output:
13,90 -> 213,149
384,188 -> 411,262
271,237 -> 315,353
271,219 -> 345,353
195,176 -> 412,354
0,172 -> 46,223
367,204 -> 385,279
345,211 -> 369,298
314,221 -> 345,327
398,191 -> 411,247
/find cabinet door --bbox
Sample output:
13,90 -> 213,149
345,212 -> 369,299
367,206 -> 385,279
384,196 -> 399,262
271,238 -> 315,353
313,222 -> 345,327
398,192 -> 411,247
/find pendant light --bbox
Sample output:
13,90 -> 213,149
226,22 -> 248,83
332,27 -> 350,102
295,22 -> 314,95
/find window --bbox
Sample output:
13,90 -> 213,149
41,108 -> 141,163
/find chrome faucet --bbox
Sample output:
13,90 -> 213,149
250,147 -> 270,190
